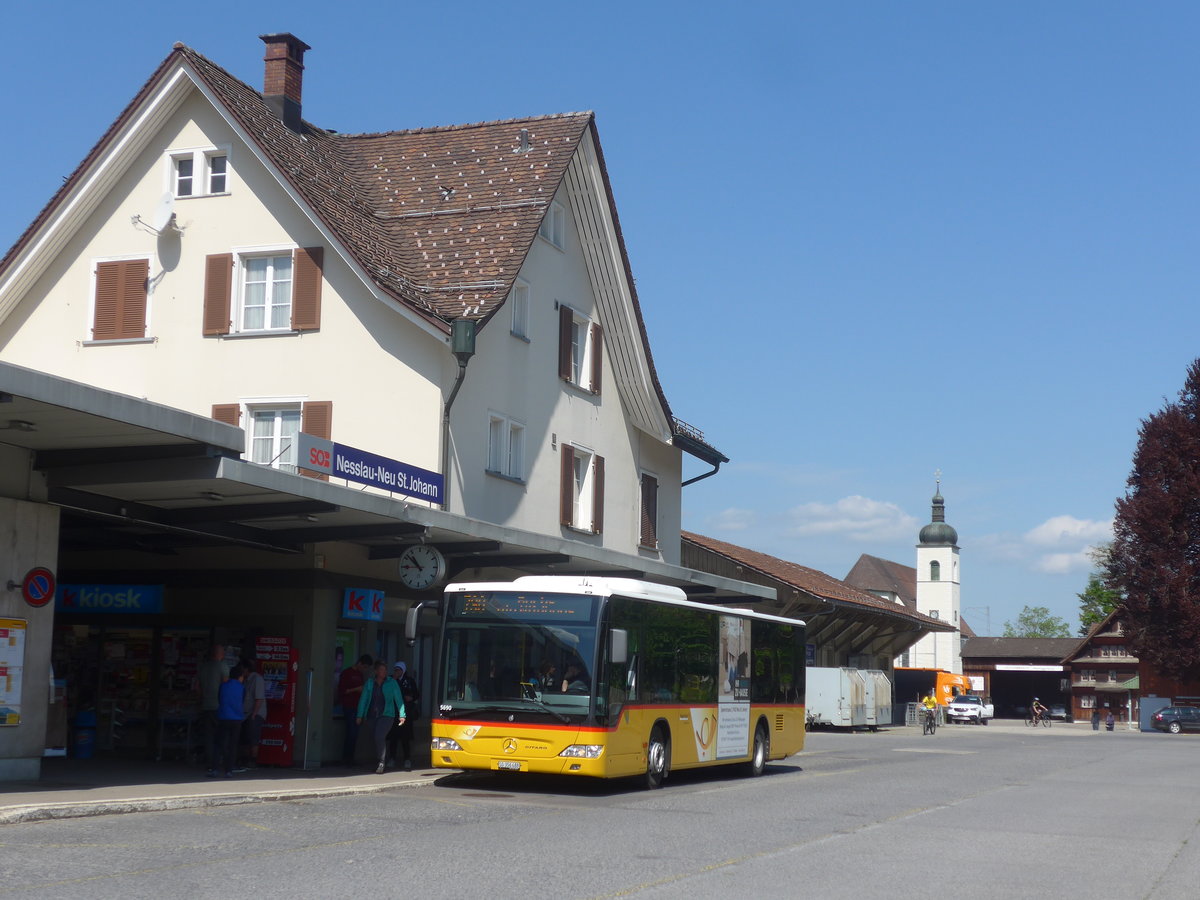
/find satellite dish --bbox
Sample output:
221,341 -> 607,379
151,191 -> 176,233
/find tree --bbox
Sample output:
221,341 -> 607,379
1108,359 -> 1200,681
1078,544 -> 1121,635
1002,605 -> 1070,638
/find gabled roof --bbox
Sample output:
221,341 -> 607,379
844,553 -> 916,606
0,39 -> 688,443
682,532 -> 950,630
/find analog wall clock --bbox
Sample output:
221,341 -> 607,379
398,544 -> 447,591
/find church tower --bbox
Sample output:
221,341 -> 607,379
912,482 -> 962,673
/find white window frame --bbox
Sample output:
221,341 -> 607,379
244,398 -> 304,472
539,201 -> 565,249
232,245 -> 296,333
569,444 -> 596,531
486,412 -> 526,481
563,305 -> 595,389
510,278 -> 530,339
166,145 -> 231,199
85,253 -> 154,343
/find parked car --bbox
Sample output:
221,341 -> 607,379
1151,706 -> 1200,734
1049,704 -> 1072,722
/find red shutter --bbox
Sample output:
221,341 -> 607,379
592,455 -> 604,534
558,304 -> 573,381
590,322 -> 603,394
93,259 -> 147,340
300,400 -> 333,479
211,403 -> 240,426
560,444 -> 575,527
203,254 -> 233,335
640,473 -> 658,548
291,246 -> 323,331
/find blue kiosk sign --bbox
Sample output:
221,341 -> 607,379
297,433 -> 443,504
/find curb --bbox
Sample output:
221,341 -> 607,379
0,775 -> 434,826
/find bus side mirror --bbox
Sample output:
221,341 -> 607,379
610,628 -> 628,665
405,603 -> 424,647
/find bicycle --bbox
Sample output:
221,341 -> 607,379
922,708 -> 937,735
1026,710 -> 1052,728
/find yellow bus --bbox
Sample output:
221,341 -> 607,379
424,576 -> 806,788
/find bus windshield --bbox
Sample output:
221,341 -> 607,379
439,591 -> 599,720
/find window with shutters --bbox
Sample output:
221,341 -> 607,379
168,147 -> 230,198
217,398 -> 331,475
89,257 -> 150,342
487,412 -> 525,481
557,304 -> 602,394
509,279 -> 529,340
639,472 -> 658,549
560,443 -> 604,534
538,201 -> 565,249
240,253 -> 293,331
202,246 -> 322,336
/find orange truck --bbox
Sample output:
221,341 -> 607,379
894,668 -> 972,706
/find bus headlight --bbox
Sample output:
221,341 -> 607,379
559,744 -> 603,759
431,738 -> 463,751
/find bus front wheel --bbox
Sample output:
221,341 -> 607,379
645,726 -> 669,789
747,722 -> 769,777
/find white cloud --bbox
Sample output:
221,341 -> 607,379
785,495 -> 919,542
1024,516 -> 1112,548
707,508 -> 757,531
1034,550 -> 1093,575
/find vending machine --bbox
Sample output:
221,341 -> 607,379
255,636 -> 298,767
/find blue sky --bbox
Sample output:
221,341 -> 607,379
4,3 -> 1197,635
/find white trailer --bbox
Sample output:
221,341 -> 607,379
806,667 -> 874,729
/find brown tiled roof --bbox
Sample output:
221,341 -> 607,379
844,554 -> 917,607
180,45 -> 590,324
682,532 -> 949,629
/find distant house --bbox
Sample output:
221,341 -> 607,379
960,637 -> 1079,716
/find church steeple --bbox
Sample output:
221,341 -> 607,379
919,478 -> 958,546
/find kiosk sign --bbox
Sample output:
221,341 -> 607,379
298,433 -> 442,504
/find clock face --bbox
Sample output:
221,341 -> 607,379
398,544 -> 446,590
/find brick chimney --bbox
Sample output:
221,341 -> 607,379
259,33 -> 311,131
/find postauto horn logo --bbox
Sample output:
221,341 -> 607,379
57,584 -> 165,614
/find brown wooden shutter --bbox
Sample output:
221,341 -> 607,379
560,444 -> 575,526
592,454 -> 604,534
300,400 -> 333,479
589,322 -> 603,394
211,403 -> 240,426
203,253 -> 233,335
93,259 -> 148,340
640,473 -> 658,548
291,246 -> 323,331
558,304 -> 573,381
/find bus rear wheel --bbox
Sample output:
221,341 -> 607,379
746,722 -> 769,777
645,726 -> 669,789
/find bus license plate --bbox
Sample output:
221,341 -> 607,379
497,760 -> 522,771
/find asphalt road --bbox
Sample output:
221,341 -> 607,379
0,721 -> 1194,899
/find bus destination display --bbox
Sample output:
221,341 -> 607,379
454,592 -> 595,624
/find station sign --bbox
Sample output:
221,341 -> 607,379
56,584 -> 165,614
298,433 -> 442,504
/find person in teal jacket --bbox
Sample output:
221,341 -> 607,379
356,661 -> 406,773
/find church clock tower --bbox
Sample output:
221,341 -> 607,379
913,482 -> 961,673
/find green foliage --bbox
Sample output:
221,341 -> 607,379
1109,359 -> 1200,680
1002,605 -> 1071,638
1078,572 -> 1121,635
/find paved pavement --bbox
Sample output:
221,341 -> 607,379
0,717 -> 1133,826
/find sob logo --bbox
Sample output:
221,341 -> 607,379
308,446 -> 331,468
58,584 -> 164,614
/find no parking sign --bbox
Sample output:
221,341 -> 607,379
21,567 -> 55,608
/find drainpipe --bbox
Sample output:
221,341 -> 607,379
440,319 -> 476,511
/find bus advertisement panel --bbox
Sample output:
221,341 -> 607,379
428,576 -> 806,788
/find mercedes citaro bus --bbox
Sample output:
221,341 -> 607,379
420,576 -> 806,788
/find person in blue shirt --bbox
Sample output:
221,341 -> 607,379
211,664 -> 245,778
356,661 -> 405,774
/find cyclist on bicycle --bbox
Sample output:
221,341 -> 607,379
921,690 -> 938,727
1031,697 -> 1048,724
